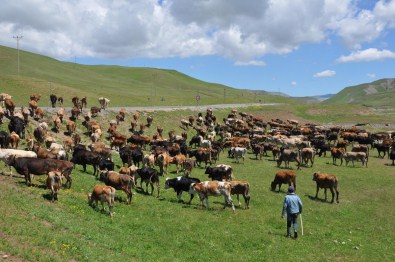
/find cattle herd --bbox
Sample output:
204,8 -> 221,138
0,92 -> 395,217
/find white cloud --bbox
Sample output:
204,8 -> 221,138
234,60 -> 265,66
367,73 -> 376,78
336,48 -> 395,63
314,70 -> 336,78
291,81 -> 297,86
0,0 -> 394,63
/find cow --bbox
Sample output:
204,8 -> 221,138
81,97 -> 87,108
32,143 -> 58,159
271,170 -> 297,192
3,156 -> 73,187
66,120 -> 76,135
53,116 -> 61,133
98,159 -> 115,172
50,94 -> 57,108
351,144 -> 370,157
57,96 -> 63,106
194,148 -> 212,168
312,172 -> 339,203
57,107 -> 65,123
8,132 -> 20,149
0,131 -> 9,149
88,184 -> 116,218
343,152 -> 368,167
205,164 -> 233,181
135,167 -> 161,197
70,148 -> 101,177
8,116 -> 26,139
372,142 -> 391,159
189,181 -> 235,212
143,153 -> 155,168
165,176 -> 201,203
98,97 -> 110,110
5,99 -> 16,116
277,149 -> 301,170
90,106 -> 101,117
331,147 -> 345,165
30,94 -> 41,102
230,147 -> 247,163
33,123 -> 48,144
171,154 -> 187,174
100,171 -> 134,204
183,158 -> 196,177
46,171 -> 62,201
229,181 -> 250,209
157,152 -> 172,175
300,147 -> 315,167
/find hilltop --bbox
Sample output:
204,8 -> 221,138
0,45 -> 303,107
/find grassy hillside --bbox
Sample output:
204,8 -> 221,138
0,45 -> 297,107
323,78 -> 395,106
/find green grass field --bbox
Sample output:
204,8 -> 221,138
1,105 -> 395,261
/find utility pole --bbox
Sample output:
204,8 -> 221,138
13,35 -> 23,75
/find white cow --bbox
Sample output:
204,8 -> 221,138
189,181 -> 235,212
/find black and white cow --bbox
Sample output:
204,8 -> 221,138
164,176 -> 201,203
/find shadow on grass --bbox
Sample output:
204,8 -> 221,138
305,194 -> 336,204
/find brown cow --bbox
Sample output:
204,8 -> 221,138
53,116 -> 61,133
271,170 -> 297,192
5,99 -> 16,116
66,121 -> 76,135
100,171 -> 134,204
312,172 -> 339,203
30,94 -> 41,102
88,184 -> 116,218
171,154 -> 187,174
229,181 -> 250,209
8,132 -> 20,149
331,147 -> 345,165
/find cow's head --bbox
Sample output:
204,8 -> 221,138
312,172 -> 320,181
270,181 -> 277,191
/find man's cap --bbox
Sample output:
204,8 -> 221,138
288,186 -> 294,192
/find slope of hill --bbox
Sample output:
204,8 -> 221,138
0,45 -> 297,107
322,78 -> 395,106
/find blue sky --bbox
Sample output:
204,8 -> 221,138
1,0 -> 395,97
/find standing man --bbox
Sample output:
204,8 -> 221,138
281,186 -> 303,239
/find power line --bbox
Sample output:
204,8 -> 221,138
13,35 -> 23,75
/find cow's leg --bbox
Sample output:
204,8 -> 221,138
227,194 -> 235,212
330,187 -> 335,203
156,181 -> 160,198
205,196 -> 209,209
236,194 -> 241,207
188,192 -> 194,204
83,164 -> 87,172
315,185 -> 319,199
336,188 -> 340,203
177,191 -> 183,203
324,188 -> 328,201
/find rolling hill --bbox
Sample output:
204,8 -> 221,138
0,45 -> 301,107
322,78 -> 395,107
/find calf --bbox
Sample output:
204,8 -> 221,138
100,171 -> 134,204
343,152 -> 368,167
165,176 -> 201,203
271,170 -> 296,192
88,184 -> 116,218
229,181 -> 250,209
189,181 -> 235,212
135,167 -> 161,197
171,154 -> 187,174
8,132 -> 20,149
46,171 -> 62,201
183,158 -> 196,177
312,172 -> 339,203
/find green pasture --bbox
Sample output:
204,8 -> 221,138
1,105 -> 395,261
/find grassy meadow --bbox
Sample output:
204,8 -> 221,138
1,105 -> 395,261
